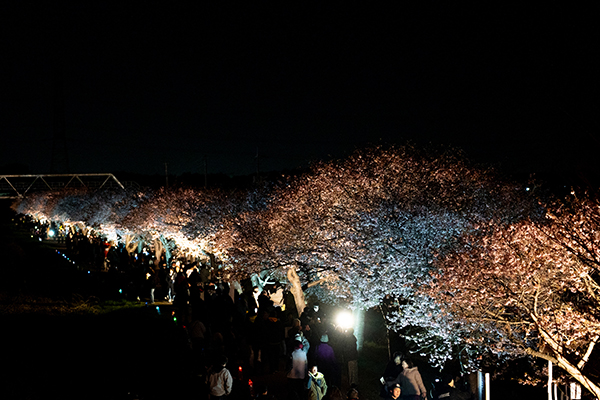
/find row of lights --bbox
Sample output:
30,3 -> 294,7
56,250 -> 77,266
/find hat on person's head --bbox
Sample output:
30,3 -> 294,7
347,384 -> 359,399
320,334 -> 329,343
256,383 -> 268,395
219,355 -> 228,367
441,373 -> 454,385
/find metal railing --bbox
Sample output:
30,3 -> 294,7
0,173 -> 126,199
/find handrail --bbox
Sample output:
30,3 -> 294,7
0,173 -> 126,198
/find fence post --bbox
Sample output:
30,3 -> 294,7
548,361 -> 553,400
477,371 -> 484,400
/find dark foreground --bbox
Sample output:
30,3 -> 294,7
2,309 -> 550,400
2,307 -> 200,400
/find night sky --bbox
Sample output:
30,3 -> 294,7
1,3 -> 598,184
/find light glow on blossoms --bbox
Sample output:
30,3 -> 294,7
219,145 -> 540,366
427,193 -> 600,397
165,232 -> 218,259
14,148 -> 576,387
12,186 -> 247,273
99,224 -> 119,243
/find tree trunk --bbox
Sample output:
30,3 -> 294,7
154,237 -> 164,267
527,349 -> 600,399
353,308 -> 366,351
526,323 -> 600,399
554,356 -> 600,399
379,305 -> 391,360
159,235 -> 171,264
287,265 -> 306,317
124,234 -> 137,255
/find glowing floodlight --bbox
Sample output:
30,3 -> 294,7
335,310 -> 354,330
48,229 -> 55,237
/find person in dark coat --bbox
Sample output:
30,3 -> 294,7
380,352 -> 403,397
313,334 -> 340,388
433,373 -> 471,400
343,328 -> 359,386
174,268 -> 189,307
146,267 -> 159,304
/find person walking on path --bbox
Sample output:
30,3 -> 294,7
307,365 -> 328,400
146,267 -> 159,304
287,339 -> 309,400
313,334 -> 340,387
207,355 -> 233,399
399,358 -> 427,400
343,328 -> 359,386
380,351 -> 404,398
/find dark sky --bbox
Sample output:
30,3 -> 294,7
1,3 -> 598,183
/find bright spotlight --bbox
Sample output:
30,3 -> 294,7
48,229 -> 55,237
335,310 -> 354,330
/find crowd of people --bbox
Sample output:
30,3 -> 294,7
181,281 -> 363,400
49,223 -> 361,399
29,217 -> 475,400
151,263 -> 472,400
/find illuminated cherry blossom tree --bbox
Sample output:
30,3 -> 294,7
427,194 -> 600,397
20,147 -> 582,384
119,186 -> 267,268
13,188 -> 145,242
219,146 -> 537,362
13,184 -> 257,266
